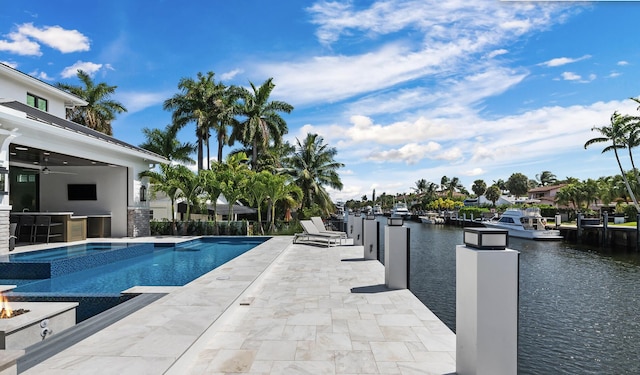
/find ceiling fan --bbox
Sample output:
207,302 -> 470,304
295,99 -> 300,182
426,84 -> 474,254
36,157 -> 76,175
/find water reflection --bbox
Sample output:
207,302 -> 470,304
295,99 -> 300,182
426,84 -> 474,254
378,218 -> 640,374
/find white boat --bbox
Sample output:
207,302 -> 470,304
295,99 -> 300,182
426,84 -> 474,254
482,207 -> 562,240
419,212 -> 445,224
372,204 -> 383,216
391,202 -> 411,218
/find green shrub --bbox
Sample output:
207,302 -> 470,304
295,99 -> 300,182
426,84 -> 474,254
458,207 -> 489,220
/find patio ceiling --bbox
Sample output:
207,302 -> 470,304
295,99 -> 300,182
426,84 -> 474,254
9,143 -> 113,168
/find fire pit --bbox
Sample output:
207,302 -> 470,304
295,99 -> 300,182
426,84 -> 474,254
0,293 -> 77,350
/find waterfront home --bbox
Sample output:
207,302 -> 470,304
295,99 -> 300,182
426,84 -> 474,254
0,63 -> 167,254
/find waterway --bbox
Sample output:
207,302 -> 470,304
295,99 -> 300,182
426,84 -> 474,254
378,218 -> 640,374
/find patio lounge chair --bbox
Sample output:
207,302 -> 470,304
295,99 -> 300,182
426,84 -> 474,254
294,220 -> 343,247
310,216 -> 347,240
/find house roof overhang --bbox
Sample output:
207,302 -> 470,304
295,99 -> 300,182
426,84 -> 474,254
0,101 -> 168,167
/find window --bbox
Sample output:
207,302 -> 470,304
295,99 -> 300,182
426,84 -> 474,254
27,93 -> 48,112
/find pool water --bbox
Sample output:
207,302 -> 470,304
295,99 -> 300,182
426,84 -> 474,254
2,243 -> 133,262
2,237 -> 268,296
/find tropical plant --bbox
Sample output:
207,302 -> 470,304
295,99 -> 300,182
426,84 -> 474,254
199,167 -> 223,234
471,179 -> 487,198
244,170 -> 271,235
282,133 -> 344,215
585,111 -> 640,210
218,152 -> 250,224
211,84 -> 242,163
485,185 -> 501,207
139,122 -> 195,163
536,171 -> 558,186
263,174 -> 303,232
441,176 -> 464,199
56,70 -> 127,135
506,173 -> 529,198
231,78 -> 294,171
139,164 -> 191,235
164,71 -> 220,171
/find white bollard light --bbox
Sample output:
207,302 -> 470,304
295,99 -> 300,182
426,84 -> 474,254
353,215 -> 364,246
347,213 -> 355,239
456,228 -> 518,375
363,215 -> 379,260
384,217 -> 409,289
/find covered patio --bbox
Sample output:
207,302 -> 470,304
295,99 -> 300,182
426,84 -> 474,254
0,63 -> 168,254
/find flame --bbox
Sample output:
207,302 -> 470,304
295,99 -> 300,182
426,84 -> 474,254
0,294 -> 13,319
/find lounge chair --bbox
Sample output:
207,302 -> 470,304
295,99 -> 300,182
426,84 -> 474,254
294,220 -> 343,247
310,216 -> 347,240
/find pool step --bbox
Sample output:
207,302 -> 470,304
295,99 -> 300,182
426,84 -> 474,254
16,293 -> 167,373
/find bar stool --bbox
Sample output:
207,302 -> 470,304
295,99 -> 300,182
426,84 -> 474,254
32,216 -> 62,243
16,215 -> 35,243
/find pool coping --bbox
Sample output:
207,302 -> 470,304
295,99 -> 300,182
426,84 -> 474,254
19,235 -> 292,374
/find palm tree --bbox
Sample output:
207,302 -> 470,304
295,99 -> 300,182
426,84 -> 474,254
244,170 -> 271,235
211,84 -> 242,163
231,78 -> 293,170
585,112 -> 640,210
413,179 -> 428,194
471,179 -> 487,198
485,185 -> 501,207
139,122 -> 195,164
263,173 -> 302,233
218,152 -> 250,224
139,164 -> 190,235
535,171 -> 557,187
444,176 -> 464,199
56,70 -> 127,135
199,167 -> 223,234
164,71 -> 219,171
282,133 -> 344,215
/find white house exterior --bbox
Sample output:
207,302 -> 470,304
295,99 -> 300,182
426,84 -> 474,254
0,63 -> 168,254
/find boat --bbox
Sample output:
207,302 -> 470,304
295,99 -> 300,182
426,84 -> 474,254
419,212 -> 445,224
482,207 -> 562,240
372,204 -> 383,216
391,202 -> 411,218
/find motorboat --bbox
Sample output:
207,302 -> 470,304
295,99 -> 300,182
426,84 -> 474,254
372,204 -> 383,216
391,202 -> 411,218
482,207 -> 562,240
419,212 -> 445,224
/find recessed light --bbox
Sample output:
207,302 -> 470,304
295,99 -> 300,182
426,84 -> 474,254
63,161 -> 68,165
15,146 -> 28,151
9,152 -> 16,156
91,162 -> 97,164
43,152 -> 50,156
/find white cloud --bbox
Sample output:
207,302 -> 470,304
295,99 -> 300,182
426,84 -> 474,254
539,54 -> 591,67
617,60 -> 629,66
0,61 -> 18,69
561,71 -> 581,81
116,91 -> 171,114
367,142 -> 442,164
220,68 -> 243,81
0,31 -> 41,56
463,168 -> 485,177
0,23 -> 89,56
61,61 -> 103,78
487,49 -> 508,59
29,69 -> 54,81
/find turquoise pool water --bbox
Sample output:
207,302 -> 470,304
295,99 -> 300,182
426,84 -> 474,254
1,237 -> 268,296
3,243 -> 133,262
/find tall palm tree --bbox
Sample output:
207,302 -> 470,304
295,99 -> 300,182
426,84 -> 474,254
164,71 -> 219,171
412,179 -> 428,194
56,70 -> 127,135
211,84 -> 242,164
282,133 -> 344,215
263,174 -> 302,233
218,152 -> 250,223
230,78 -> 293,170
585,112 -> 640,210
199,168 -> 223,234
139,122 -> 195,164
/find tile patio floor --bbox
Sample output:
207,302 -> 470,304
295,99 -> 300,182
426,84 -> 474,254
21,236 -> 456,374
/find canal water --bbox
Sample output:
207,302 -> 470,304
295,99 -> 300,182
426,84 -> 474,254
378,218 -> 640,374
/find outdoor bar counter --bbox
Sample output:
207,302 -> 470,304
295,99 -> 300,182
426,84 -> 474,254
11,212 -> 112,242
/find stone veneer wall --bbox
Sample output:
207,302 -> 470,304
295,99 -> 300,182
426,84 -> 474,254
127,208 -> 150,237
0,208 -> 10,255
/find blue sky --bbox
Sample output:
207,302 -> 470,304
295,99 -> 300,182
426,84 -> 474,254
1,0 -> 639,202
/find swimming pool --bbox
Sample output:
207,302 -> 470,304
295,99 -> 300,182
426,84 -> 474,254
1,237 -> 269,296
